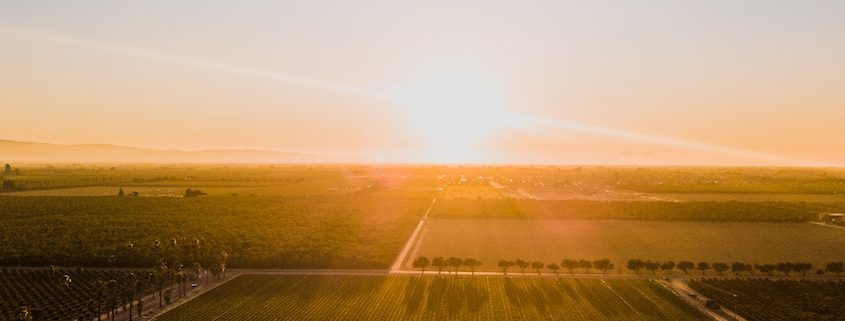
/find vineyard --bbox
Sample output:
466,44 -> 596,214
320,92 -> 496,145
0,268 -> 152,321
689,278 -> 845,321
157,274 -> 708,321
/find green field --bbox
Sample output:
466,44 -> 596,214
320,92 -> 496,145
157,274 -> 708,321
410,219 -> 845,272
0,194 -> 432,269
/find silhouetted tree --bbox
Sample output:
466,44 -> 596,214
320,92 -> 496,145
731,262 -> 748,276
515,259 -> 529,275
627,259 -> 645,274
547,263 -> 560,275
795,263 -> 813,277
464,258 -> 481,275
826,261 -> 844,276
432,257 -> 447,274
660,261 -> 675,275
413,257 -> 430,274
677,261 -> 694,275
579,260 -> 592,274
776,262 -> 796,276
447,257 -> 463,274
562,259 -> 579,274
644,261 -> 660,275
593,259 -> 612,274
696,262 -> 710,275
498,260 -> 515,275
4,164 -> 10,173
531,261 -> 544,275
712,262 -> 729,276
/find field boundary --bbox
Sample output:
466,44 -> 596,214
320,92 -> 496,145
390,198 -> 436,272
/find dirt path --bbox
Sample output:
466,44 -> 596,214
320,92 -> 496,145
389,198 -> 436,272
658,278 -> 747,321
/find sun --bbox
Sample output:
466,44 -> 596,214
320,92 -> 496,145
391,63 -> 512,161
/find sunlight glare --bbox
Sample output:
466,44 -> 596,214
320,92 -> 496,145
392,64 -> 512,154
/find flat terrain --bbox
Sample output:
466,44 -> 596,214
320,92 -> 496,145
156,274 -> 708,321
0,194 -> 432,269
411,219 -> 845,272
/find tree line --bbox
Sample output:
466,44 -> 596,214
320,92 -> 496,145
412,256 -> 845,277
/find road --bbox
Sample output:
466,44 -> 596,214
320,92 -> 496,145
389,198 -> 436,272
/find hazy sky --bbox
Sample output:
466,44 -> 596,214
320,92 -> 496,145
2,1 -> 844,165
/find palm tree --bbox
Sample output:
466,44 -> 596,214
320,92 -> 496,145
412,257 -> 430,274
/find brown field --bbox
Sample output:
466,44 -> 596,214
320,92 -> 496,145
441,184 -> 504,199
408,219 -> 845,273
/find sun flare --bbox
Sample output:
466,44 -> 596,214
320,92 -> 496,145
392,64 -> 512,156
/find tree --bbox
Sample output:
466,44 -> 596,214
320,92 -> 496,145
644,261 -> 660,275
193,262 -> 203,284
795,263 -> 813,277
4,164 -> 10,173
547,263 -> 560,275
498,260 -> 515,275
464,258 -> 481,275
756,264 -> 776,276
447,257 -> 463,274
593,259 -> 612,274
731,262 -> 748,276
432,257 -> 447,274
118,188 -> 124,197
826,261 -> 845,276
660,261 -> 675,275
677,261 -> 694,275
562,259 -> 579,274
579,260 -> 592,274
412,257 -> 430,274
531,261 -> 544,275
712,262 -> 729,276
627,259 -> 645,274
696,262 -> 711,275
776,262 -> 796,276
515,259 -> 529,275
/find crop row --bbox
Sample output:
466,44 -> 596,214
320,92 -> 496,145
158,275 -> 709,321
689,278 -> 845,321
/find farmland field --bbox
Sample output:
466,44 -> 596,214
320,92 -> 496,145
409,219 -> 845,272
442,184 -> 504,199
0,194 -> 433,269
689,278 -> 845,321
156,274 -> 709,321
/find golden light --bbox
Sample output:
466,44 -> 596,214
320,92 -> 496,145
392,63 -> 512,162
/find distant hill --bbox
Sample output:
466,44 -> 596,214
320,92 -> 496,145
0,140 -> 359,164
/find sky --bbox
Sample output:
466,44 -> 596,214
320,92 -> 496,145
1,1 -> 844,165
